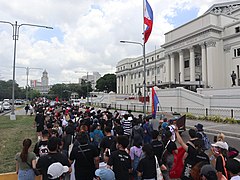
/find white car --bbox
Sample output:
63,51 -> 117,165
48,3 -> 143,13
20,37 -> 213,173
3,102 -> 11,110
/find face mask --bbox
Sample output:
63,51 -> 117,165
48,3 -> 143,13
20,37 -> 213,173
213,147 -> 220,155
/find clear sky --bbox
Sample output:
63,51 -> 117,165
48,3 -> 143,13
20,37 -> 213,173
0,0 -> 228,87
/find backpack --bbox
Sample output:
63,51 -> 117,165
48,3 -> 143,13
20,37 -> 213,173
198,132 -> 211,150
145,123 -> 153,136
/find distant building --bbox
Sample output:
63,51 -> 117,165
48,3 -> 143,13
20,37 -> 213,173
78,72 -> 101,90
30,70 -> 51,94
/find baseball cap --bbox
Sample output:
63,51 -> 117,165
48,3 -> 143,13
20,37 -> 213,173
47,162 -> 69,179
211,141 -> 229,150
194,123 -> 203,131
95,168 -> 115,180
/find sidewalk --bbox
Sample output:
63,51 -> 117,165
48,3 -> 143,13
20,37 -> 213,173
186,119 -> 240,139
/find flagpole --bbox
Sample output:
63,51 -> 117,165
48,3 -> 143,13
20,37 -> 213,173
143,0 -> 147,118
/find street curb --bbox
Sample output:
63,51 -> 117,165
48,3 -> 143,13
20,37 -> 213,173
186,126 -> 240,139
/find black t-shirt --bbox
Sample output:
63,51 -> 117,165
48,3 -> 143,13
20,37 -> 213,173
166,141 -> 177,154
35,113 -> 45,126
33,140 -> 48,157
151,140 -> 164,164
216,155 -> 227,177
137,156 -> 156,179
69,143 -> 99,179
36,152 -> 70,180
181,145 -> 210,180
100,136 -> 116,151
107,150 -> 132,180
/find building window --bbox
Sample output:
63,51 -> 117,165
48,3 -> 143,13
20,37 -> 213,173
235,26 -> 240,33
147,59 -> 149,63
131,74 -> 133,79
123,66 -> 125,69
234,48 -> 240,57
157,55 -> 159,59
184,60 -> 189,68
152,69 -> 154,75
147,82 -> 150,85
138,62 -> 140,65
138,72 -> 141,78
152,81 -> 155,85
134,73 -> 136,79
158,80 -> 161,84
131,64 -> 132,68
131,84 -> 133,93
152,57 -> 154,61
157,67 -> 160,74
147,69 -> 150,76
134,63 -> 136,67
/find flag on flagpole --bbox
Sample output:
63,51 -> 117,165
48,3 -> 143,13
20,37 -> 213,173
144,0 -> 153,43
152,87 -> 159,119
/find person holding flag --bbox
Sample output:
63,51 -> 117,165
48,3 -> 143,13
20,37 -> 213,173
151,87 -> 160,131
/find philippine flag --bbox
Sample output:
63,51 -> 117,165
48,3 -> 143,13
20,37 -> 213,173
152,87 -> 159,119
144,0 -> 153,43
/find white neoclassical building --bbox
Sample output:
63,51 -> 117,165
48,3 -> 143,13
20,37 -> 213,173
116,1 -> 240,95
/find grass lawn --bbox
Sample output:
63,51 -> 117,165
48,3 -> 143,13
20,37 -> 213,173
0,115 -> 37,174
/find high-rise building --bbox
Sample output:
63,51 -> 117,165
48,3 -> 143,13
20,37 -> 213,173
78,72 -> 101,90
30,69 -> 51,94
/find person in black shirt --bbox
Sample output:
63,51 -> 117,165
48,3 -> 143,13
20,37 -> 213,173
70,132 -> 99,180
175,126 -> 209,180
107,135 -> 132,180
137,144 -> 157,179
36,137 -> 71,180
151,130 -> 164,164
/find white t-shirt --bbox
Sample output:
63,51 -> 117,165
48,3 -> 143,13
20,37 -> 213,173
168,125 -> 176,142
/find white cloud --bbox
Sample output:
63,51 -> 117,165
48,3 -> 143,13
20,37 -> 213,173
0,0 -> 226,86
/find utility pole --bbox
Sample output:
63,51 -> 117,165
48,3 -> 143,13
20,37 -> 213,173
16,66 -> 43,101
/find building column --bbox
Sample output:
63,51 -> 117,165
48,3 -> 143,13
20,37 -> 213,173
170,53 -> 175,82
179,50 -> 184,82
126,73 -> 128,94
117,76 -> 119,94
201,43 -> 207,86
121,75 -> 123,94
189,46 -> 195,82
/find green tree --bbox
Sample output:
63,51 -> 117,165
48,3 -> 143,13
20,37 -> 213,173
96,74 -> 116,92
0,80 -> 25,100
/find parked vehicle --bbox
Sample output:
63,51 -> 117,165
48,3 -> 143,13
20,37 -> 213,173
15,99 -> 24,105
3,102 -> 11,110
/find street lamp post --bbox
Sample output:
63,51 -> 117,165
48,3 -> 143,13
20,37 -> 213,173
0,20 -> 53,120
120,40 -> 147,118
16,66 -> 43,101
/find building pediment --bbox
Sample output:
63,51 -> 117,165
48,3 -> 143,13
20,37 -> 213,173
204,0 -> 240,15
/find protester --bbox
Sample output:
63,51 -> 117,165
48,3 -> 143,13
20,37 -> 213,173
36,137 -> 71,180
175,126 -> 210,180
70,132 -> 99,180
226,158 -> 240,180
130,141 -> 143,180
95,168 -> 115,180
107,135 -> 132,180
200,164 -> 217,180
211,141 -> 229,180
15,139 -> 36,180
137,144 -> 157,180
33,129 -> 49,158
151,130 -> 164,164
161,130 -> 178,179
143,117 -> 153,144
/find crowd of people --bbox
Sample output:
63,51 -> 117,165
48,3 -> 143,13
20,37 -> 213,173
15,99 -> 240,180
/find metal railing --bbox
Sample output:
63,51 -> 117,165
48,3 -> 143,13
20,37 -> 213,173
91,102 -> 240,120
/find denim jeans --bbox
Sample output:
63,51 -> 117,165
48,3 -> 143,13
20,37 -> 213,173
18,168 -> 35,180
